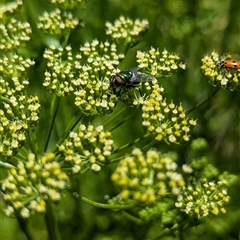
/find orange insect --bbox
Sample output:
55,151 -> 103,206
219,60 -> 240,69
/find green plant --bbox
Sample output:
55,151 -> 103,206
0,1 -> 239,240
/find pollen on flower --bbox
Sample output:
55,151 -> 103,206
59,124 -> 114,173
137,47 -> 185,77
110,149 -> 185,204
1,152 -> 69,218
106,16 -> 148,45
176,178 -> 231,219
43,45 -> 75,97
141,83 -> 196,144
0,96 -> 40,157
0,3 -> 32,50
38,8 -> 81,35
68,40 -> 122,115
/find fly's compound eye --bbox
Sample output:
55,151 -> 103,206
111,76 -> 124,87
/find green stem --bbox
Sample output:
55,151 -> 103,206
123,43 -> 131,56
121,211 -> 144,224
75,194 -> 136,209
44,95 -> 61,152
141,139 -> 156,151
103,105 -> 128,128
53,110 -> 84,153
60,34 -> 70,47
0,95 -> 10,103
16,216 -> 36,240
0,161 -> 16,169
109,108 -> 137,132
151,219 -> 190,240
117,43 -> 131,67
27,127 -> 39,156
186,87 -> 220,115
16,147 -> 29,160
45,200 -> 61,240
112,133 -> 151,155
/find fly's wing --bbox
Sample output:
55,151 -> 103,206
135,71 -> 155,82
125,68 -> 155,85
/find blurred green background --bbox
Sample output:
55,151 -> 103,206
1,0 -> 240,239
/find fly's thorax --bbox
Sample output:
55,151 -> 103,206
117,70 -> 133,83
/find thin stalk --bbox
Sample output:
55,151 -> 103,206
44,95 -> 61,152
117,43 -> 131,67
0,95 -> 10,103
60,34 -> 70,47
123,43 -> 131,56
28,127 -> 39,156
107,155 -> 124,164
0,161 -> 16,169
109,137 -> 153,164
186,87 -> 220,115
45,200 -> 61,240
103,105 -> 128,128
121,211 -> 144,224
75,194 -> 136,210
17,146 -> 29,156
109,108 -> 137,132
16,216 -> 35,240
151,219 -> 190,240
53,110 -> 84,153
112,133 -> 151,155
141,139 -> 156,151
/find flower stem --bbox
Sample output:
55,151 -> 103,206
53,110 -> 84,153
0,161 -> 16,169
75,193 -> 136,209
121,211 -> 144,224
186,87 -> 220,115
141,139 -> 156,151
27,127 -> 39,156
112,133 -> 151,154
103,105 -> 128,128
16,216 -> 36,240
45,200 -> 61,240
109,108 -> 137,132
44,95 -> 61,152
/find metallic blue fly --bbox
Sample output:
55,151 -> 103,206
109,68 -> 154,96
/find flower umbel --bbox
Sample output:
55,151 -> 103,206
106,16 -> 149,46
48,0 -> 87,9
141,83 -> 197,143
1,152 -> 69,218
0,95 -> 40,158
0,1 -> 31,51
43,45 -> 75,96
137,48 -> 186,77
44,40 -> 123,115
201,51 -> 240,90
58,124 -> 114,173
0,54 -> 35,92
111,149 -> 185,205
38,8 -> 80,35
175,178 -> 230,219
0,0 -> 23,19
73,40 -> 123,115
